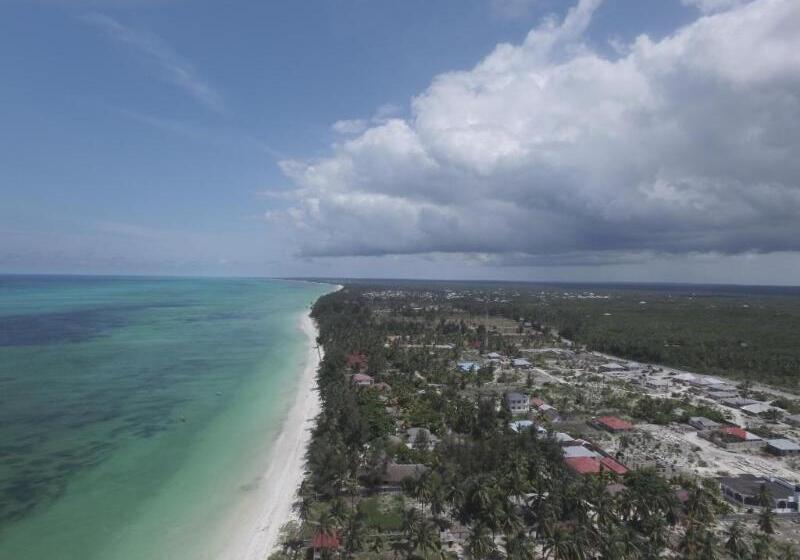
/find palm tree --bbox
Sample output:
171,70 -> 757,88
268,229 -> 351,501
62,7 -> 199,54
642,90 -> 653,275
466,524 -> 495,560
542,523 -> 580,560
776,542 -> 800,560
751,531 -> 772,560
724,521 -> 749,560
757,485 -> 775,535
370,533 -> 385,555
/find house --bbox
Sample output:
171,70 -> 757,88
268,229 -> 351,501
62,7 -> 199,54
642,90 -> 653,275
380,461 -> 427,488
530,397 -> 546,408
741,403 -> 774,416
311,531 -> 341,560
707,390 -> 740,401
486,352 -> 503,359
719,475 -> 800,513
600,362 -> 626,373
593,416 -> 633,433
406,427 -> 440,450
710,427 -> 764,451
688,375 -> 725,388
351,373 -> 374,387
512,358 -> 532,369
505,392 -> 530,415
721,397 -> 760,409
689,417 -> 721,431
785,414 -> 800,427
673,372 -> 698,384
553,432 -> 575,445
565,457 -> 602,475
457,362 -> 478,373
766,439 -> 800,456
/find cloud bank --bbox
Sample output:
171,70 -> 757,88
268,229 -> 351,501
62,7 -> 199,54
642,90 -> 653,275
272,0 -> 800,266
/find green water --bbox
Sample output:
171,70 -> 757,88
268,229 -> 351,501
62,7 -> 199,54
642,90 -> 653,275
0,276 -> 331,559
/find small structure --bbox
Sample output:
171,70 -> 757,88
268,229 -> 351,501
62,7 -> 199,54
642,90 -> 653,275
311,531 -> 341,560
553,432 -> 575,445
505,391 -> 530,415
374,381 -> 392,393
593,416 -> 633,433
599,456 -> 628,475
380,461 -> 427,488
512,358 -> 532,369
707,390 -> 740,401
537,404 -> 562,423
565,457 -> 601,475
741,403 -> 774,416
710,427 -> 764,451
721,397 -> 760,409
600,362 -> 626,373
530,397 -> 546,408
457,361 -> 478,373
766,439 -> 800,456
351,373 -> 374,387
719,475 -> 800,513
689,417 -> 721,431
486,352 -> 503,360
563,445 -> 599,459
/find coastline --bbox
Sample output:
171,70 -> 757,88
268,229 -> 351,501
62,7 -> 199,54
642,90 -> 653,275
226,309 -> 324,560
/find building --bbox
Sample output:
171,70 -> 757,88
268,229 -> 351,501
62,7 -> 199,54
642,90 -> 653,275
346,352 -> 368,371
719,475 -> 800,513
740,403 -> 774,416
721,397 -> 760,409
380,461 -> 427,488
563,445 -> 599,459
689,417 -> 721,431
766,439 -> 800,456
530,397 -> 546,408
707,390 -> 740,401
512,358 -> 532,369
593,416 -> 634,433
564,455 -> 628,476
457,362 -> 478,373
710,427 -> 764,451
505,392 -> 530,415
538,404 -> 562,423
311,532 -> 341,560
600,362 -> 626,373
351,373 -> 374,386
599,456 -> 628,475
785,414 -> 800,427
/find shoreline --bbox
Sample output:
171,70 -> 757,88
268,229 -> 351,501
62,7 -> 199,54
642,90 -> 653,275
218,309 -> 324,560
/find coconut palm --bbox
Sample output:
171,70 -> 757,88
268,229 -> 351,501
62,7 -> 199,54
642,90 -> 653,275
724,521 -> 749,560
466,524 -> 496,560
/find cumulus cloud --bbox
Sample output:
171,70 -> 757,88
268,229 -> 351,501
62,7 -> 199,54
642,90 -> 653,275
681,0 -> 751,13
272,0 -> 800,265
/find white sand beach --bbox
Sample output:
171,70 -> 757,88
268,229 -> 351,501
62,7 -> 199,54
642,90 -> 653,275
216,310 -> 324,560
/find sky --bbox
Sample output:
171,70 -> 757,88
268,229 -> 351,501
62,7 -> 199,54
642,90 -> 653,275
1,0 -> 799,285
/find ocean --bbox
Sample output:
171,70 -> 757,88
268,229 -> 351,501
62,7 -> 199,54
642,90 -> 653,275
0,276 -> 331,560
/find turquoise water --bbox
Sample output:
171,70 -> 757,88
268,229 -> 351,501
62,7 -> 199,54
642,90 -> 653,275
0,276 -> 330,559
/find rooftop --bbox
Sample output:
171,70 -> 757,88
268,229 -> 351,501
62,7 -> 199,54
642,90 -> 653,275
767,438 -> 800,452
565,457 -> 601,475
595,416 -> 633,431
719,474 -> 796,500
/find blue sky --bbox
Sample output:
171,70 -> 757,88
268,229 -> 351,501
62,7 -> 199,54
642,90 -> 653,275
2,0 -> 800,284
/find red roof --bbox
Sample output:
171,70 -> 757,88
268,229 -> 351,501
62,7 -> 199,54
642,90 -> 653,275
599,456 -> 628,475
352,373 -> 374,384
596,416 -> 633,431
346,352 -> 368,369
720,426 -> 748,440
312,532 -> 340,549
531,397 -> 546,407
565,457 -> 601,475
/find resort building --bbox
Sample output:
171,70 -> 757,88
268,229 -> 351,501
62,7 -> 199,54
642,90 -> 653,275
709,427 -> 764,451
766,439 -> 800,456
593,416 -> 634,433
719,475 -> 800,513
688,417 -> 721,431
512,358 -> 532,369
406,427 -> 440,450
504,391 -> 530,415
311,531 -> 341,560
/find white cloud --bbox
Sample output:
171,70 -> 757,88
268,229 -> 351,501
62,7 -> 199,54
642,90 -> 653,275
682,0 -> 751,13
332,119 -> 369,135
272,0 -> 800,265
82,13 -> 225,113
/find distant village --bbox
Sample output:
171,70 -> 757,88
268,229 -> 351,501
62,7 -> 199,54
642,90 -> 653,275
277,285 -> 800,559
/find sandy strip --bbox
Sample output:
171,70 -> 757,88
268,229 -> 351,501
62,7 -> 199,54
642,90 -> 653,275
234,310 -> 324,560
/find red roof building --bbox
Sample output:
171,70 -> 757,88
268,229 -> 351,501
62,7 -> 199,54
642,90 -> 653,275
565,457 -> 602,475
311,531 -> 341,559
720,426 -> 749,440
595,416 -> 633,432
599,456 -> 628,475
531,397 -> 546,408
346,352 -> 368,371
